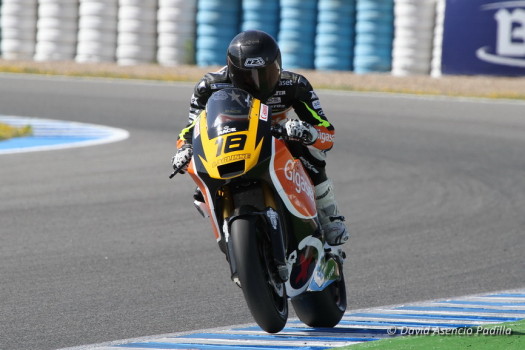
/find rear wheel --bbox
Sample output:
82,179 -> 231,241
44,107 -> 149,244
291,269 -> 346,327
230,217 -> 288,333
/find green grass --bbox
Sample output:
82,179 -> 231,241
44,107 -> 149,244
334,319 -> 525,350
0,123 -> 33,140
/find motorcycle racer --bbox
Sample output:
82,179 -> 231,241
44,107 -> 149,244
172,30 -> 348,246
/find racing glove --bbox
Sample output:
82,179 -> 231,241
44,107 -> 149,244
283,119 -> 319,145
171,144 -> 193,173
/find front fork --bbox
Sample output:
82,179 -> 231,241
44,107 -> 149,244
224,207 -> 289,287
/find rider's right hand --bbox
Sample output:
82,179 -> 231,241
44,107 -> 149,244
171,144 -> 193,174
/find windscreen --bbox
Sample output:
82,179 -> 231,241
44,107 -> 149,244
206,88 -> 252,139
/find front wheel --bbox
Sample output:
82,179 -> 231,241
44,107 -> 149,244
291,269 -> 347,328
230,217 -> 288,333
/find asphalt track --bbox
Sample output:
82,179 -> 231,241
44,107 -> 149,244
1,74 -> 524,350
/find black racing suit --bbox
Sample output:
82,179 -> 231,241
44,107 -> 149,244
177,66 -> 336,185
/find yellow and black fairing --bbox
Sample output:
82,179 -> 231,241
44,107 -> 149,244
188,88 -> 278,247
193,88 -> 272,180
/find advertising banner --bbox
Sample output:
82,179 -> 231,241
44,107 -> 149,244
442,0 -> 525,76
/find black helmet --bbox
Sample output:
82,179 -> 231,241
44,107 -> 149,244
227,30 -> 282,102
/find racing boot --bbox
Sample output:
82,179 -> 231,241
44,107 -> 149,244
315,179 -> 349,245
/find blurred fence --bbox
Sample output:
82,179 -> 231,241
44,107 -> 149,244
0,0 -> 524,76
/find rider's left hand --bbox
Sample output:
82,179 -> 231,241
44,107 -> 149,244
283,119 -> 318,145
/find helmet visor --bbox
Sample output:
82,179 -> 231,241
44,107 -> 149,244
228,58 -> 281,101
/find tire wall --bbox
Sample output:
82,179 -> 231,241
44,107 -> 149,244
354,0 -> 394,74
392,0 -> 436,76
158,0 -> 197,66
117,0 -> 157,66
1,0 -> 38,60
315,0 -> 356,71
76,0 -> 118,63
37,0 -> 79,62
1,0 -> 520,76
196,0 -> 240,66
430,0 -> 445,77
278,0 -> 317,69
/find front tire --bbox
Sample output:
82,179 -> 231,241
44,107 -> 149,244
230,217 -> 288,333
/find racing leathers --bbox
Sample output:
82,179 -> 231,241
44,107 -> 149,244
176,66 -> 348,245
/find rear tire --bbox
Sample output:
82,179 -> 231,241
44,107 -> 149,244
230,217 -> 288,333
291,270 -> 346,327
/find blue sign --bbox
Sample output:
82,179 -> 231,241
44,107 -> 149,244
442,0 -> 525,76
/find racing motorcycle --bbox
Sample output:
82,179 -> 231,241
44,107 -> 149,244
171,87 -> 346,333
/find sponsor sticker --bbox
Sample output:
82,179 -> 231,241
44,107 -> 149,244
284,159 -> 315,201
212,153 -> 251,168
194,119 -> 200,138
244,57 -> 265,67
210,83 -> 233,89
217,125 -> 237,135
271,140 -> 317,220
260,104 -> 269,121
318,131 -> 334,144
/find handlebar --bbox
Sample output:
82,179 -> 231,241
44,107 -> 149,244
169,169 -> 179,179
271,124 -> 286,138
169,164 -> 186,179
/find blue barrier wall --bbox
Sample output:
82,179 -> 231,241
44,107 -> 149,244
442,0 -> 525,76
196,0 -> 241,66
278,0 -> 317,69
315,0 -> 356,71
353,0 -> 394,74
242,0 -> 279,43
